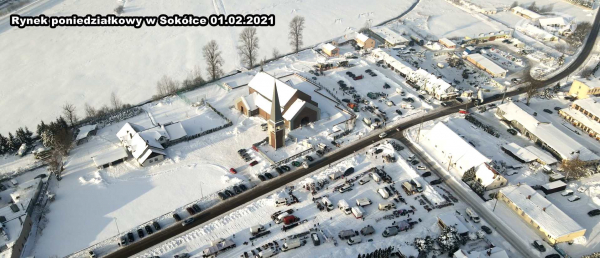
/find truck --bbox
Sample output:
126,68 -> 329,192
378,202 -> 395,211
351,206 -> 365,219
329,171 -> 342,180
338,229 -> 357,240
259,248 -> 277,257
402,181 -> 414,193
370,173 -> 381,182
282,215 -> 299,225
249,225 -> 265,236
382,226 -> 399,237
282,238 -> 304,251
202,238 -> 236,257
275,198 -> 287,207
378,188 -> 390,199
274,211 -> 292,223
321,197 -> 334,210
356,198 -> 371,207
338,199 -> 351,215
466,207 -> 480,223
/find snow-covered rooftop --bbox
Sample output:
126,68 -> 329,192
539,17 -> 567,27
454,247 -> 509,258
439,38 -> 456,47
502,143 -> 537,162
573,97 -> 600,120
0,179 -> 41,256
542,180 -> 566,190
425,122 -> 490,174
409,69 -> 454,95
371,49 -> 414,75
322,43 -> 338,52
498,102 -> 599,161
500,184 -> 585,239
474,163 -> 503,187
248,72 -> 298,108
512,6 -> 542,20
575,78 -> 600,89
92,147 -> 129,168
561,107 -> 600,136
524,146 -> 558,165
437,212 -> 469,234
164,122 -> 187,141
282,99 -> 307,121
370,26 -> 409,45
467,54 -> 507,76
75,124 -> 97,141
356,33 -> 370,43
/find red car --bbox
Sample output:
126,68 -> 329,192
249,161 -> 259,166
229,168 -> 237,174
458,109 -> 469,115
353,75 -> 364,80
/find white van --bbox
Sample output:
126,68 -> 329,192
10,179 -> 18,186
282,238 -> 303,251
259,248 -> 276,257
275,198 -> 287,207
378,188 -> 390,199
411,179 -> 423,192
250,225 -> 265,235
275,212 -> 290,224
322,197 -> 334,210
370,173 -> 381,182
466,208 -> 480,223
378,202 -> 396,211
347,236 -> 362,245
338,199 -> 351,215
351,206 -> 365,219
356,198 -> 371,207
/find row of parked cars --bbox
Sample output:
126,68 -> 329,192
218,184 -> 248,200
119,220 -> 162,246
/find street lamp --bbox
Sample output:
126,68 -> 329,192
114,217 -> 120,235
199,181 -> 204,198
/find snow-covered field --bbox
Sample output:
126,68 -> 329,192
136,140 -> 515,258
0,0 -> 416,135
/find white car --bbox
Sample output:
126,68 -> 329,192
379,132 -> 387,138
358,179 -> 370,185
416,165 -> 426,170
561,190 -> 573,196
568,195 -> 580,202
347,236 -> 362,245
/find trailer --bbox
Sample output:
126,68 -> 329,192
282,238 -> 304,252
202,238 -> 236,257
329,171 -> 342,180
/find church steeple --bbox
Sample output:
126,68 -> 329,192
270,80 -> 283,124
268,78 -> 285,149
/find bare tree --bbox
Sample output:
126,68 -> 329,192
272,48 -> 280,59
62,102 -> 77,126
203,40 -> 224,81
360,20 -> 372,33
155,75 -> 179,97
182,65 -> 205,90
238,27 -> 260,69
561,157 -> 588,179
510,1 -> 519,8
110,92 -> 123,110
525,84 -> 537,105
289,16 -> 305,53
84,103 -> 97,118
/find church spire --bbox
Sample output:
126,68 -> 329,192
270,79 -> 283,123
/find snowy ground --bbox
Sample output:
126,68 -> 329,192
0,0 -> 416,135
136,140 -> 514,258
407,92 -> 600,257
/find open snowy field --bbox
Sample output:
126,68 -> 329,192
0,0 -> 416,135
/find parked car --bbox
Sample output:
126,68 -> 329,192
88,250 -> 97,258
588,209 -> 600,217
281,165 -> 291,171
233,185 -> 242,194
359,179 -> 370,185
275,167 -> 284,174
217,192 -> 227,200
192,204 -> 202,213
545,255 -> 560,258
379,132 -> 387,138
182,218 -> 195,226
561,190 -> 573,196
416,165 -> 426,170
229,168 -> 237,174
507,128 -> 517,135
421,171 -> 431,177
411,160 -> 420,165
360,225 -> 375,236
239,184 -> 248,191
224,189 -> 235,198
568,195 -> 580,202
186,207 -> 195,215
543,109 -> 553,114
353,75 -> 363,80
305,155 -> 314,162
481,225 -> 492,234
311,233 -> 320,246
238,149 -> 246,154
249,160 -> 259,166
174,254 -> 190,258
144,225 -> 153,235
137,228 -> 145,238
430,179 -> 442,185
172,213 -> 182,221
258,174 -> 266,181
120,235 -> 128,246
532,240 -> 546,252
127,232 -> 135,242
347,236 -> 362,245
395,109 -> 403,115
152,221 -> 161,231
264,173 -> 274,179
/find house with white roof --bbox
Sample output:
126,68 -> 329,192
465,54 -> 508,78
569,78 -> 600,99
355,33 -> 375,49
235,72 -> 320,130
497,102 -> 599,163
423,122 -> 507,190
439,38 -> 456,49
371,49 -> 414,77
116,122 -> 167,166
559,97 -> 600,142
406,69 -> 458,100
368,26 -> 409,47
512,6 -> 542,20
498,184 -> 586,244
321,43 -> 339,57
437,212 -> 469,236
501,142 -> 558,165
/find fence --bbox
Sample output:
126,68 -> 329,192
271,147 -> 315,169
163,102 -> 232,148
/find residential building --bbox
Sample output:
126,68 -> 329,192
568,78 -> 600,99
92,147 -> 130,169
512,6 -> 542,20
465,54 -> 508,78
498,184 -> 586,244
235,72 -> 321,130
453,247 -> 509,258
501,142 -> 558,165
368,26 -> 409,47
423,122 -> 507,190
559,97 -> 600,142
496,102 -> 599,163
321,43 -> 339,57
439,38 -> 456,49
116,123 -> 167,166
371,49 -> 414,77
462,30 -> 513,44
355,33 -> 375,49
407,69 -> 458,100
539,17 -> 567,29
437,212 -> 469,236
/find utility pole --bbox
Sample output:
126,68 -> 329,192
415,113 -> 425,143
492,193 -> 500,212
447,155 -> 452,171
501,85 -> 508,104
114,217 -> 120,235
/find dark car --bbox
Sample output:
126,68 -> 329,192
182,218 -> 195,226
275,167 -> 284,174
137,228 -> 145,238
481,225 -> 492,234
588,209 -> 600,216
233,185 -> 242,194
127,232 -> 135,242
456,98 -> 463,103
305,155 -> 314,162
281,165 -> 291,171
217,192 -> 227,200
545,254 -> 560,258
258,174 -> 266,181
173,213 -> 182,221
421,171 -> 431,177
411,160 -> 420,165
396,110 -> 403,115
120,235 -> 128,246
543,109 -> 553,114
342,98 -> 351,103
224,189 -> 235,198
34,174 -> 47,179
532,240 -> 546,252
152,221 -> 161,231
192,204 -> 202,213
441,102 -> 449,107
264,173 -> 274,179
553,106 -> 561,111
430,179 -> 442,185
239,184 -> 248,191
186,207 -> 195,215
238,149 -> 246,154
145,225 -> 153,235
418,95 -> 425,100
507,128 -> 517,135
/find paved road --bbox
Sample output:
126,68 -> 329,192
103,8 -> 600,258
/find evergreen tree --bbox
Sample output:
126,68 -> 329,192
24,127 -> 33,145
0,134 -> 7,154
37,121 -> 47,136
7,133 -> 19,152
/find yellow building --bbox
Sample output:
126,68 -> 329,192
498,184 -> 586,244
559,97 -> 600,142
356,33 -> 376,49
569,78 -> 600,99
321,43 -> 339,57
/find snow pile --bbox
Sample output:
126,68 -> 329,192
78,171 -> 106,187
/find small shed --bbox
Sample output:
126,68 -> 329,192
541,181 -> 566,195
321,43 -> 339,57
92,148 -> 130,169
75,124 -> 98,145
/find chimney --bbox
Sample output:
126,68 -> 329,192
527,195 -> 531,199
543,207 -> 546,212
